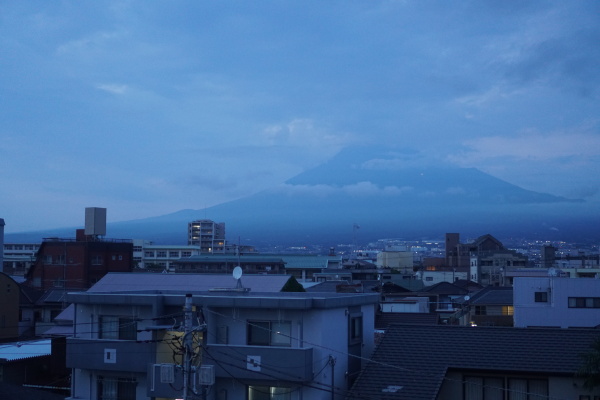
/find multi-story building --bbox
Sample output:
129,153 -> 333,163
3,243 -> 40,276
65,273 -> 378,400
469,249 -> 528,286
445,233 -> 505,268
25,229 -> 133,291
513,276 -> 600,328
187,220 -> 225,253
173,254 -> 286,274
132,239 -> 201,270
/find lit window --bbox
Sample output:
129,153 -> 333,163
248,385 -> 291,400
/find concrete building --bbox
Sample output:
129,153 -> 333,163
3,242 -> 39,276
187,220 -> 225,253
469,249 -> 528,286
513,276 -> 600,328
65,273 -> 378,400
445,233 -> 505,269
376,251 -> 413,271
25,229 -> 133,291
173,254 -> 286,274
132,240 -> 201,270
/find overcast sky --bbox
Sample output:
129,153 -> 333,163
1,1 -> 599,232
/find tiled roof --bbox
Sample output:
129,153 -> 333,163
348,324 -> 600,400
421,281 -> 468,295
375,313 -> 439,330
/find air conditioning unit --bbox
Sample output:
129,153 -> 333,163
160,364 -> 175,383
197,365 -> 215,386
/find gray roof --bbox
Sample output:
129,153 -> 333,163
348,324 -> 600,400
276,254 -> 341,269
87,272 -> 294,293
469,286 -> 513,305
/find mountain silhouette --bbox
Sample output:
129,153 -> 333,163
6,148 -> 596,246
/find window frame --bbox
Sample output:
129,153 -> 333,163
99,316 -> 137,340
534,291 -> 548,303
247,320 -> 292,347
97,376 -> 137,400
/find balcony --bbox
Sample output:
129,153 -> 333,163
67,338 -> 155,372
203,344 -> 313,382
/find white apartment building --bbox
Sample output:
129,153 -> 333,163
187,219 -> 225,253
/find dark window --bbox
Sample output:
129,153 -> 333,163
464,376 -> 548,400
247,321 -> 291,347
475,306 -> 486,315
568,297 -> 600,308
99,316 -> 137,340
534,291 -> 548,302
349,315 -> 363,343
97,376 -> 136,400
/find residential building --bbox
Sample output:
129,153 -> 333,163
445,233 -> 505,268
514,276 -> 600,328
187,219 -> 225,253
469,249 -> 528,286
460,286 -> 514,327
3,242 -> 39,276
65,273 -> 378,400
173,254 -> 286,274
348,324 -> 600,400
24,229 -> 133,291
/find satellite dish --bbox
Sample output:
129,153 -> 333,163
233,266 -> 243,280
464,295 -> 470,301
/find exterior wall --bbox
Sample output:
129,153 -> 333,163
68,292 -> 377,400
438,371 -> 600,400
0,273 -> 20,340
514,277 -> 600,328
27,239 -> 133,290
422,270 -> 467,285
376,251 -> 413,270
132,240 -> 201,270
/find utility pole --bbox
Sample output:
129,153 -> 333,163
329,355 -> 336,400
183,293 -> 193,400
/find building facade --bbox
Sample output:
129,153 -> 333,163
187,220 -> 226,253
25,230 -> 133,291
513,276 -> 600,328
65,280 -> 377,400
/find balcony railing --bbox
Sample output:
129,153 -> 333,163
203,344 -> 313,382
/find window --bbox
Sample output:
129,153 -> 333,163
169,251 -> 180,258
97,376 -> 136,400
464,376 -> 548,400
99,316 -> 137,340
349,314 -> 363,343
534,292 -> 548,303
475,306 -> 486,315
182,251 -> 192,257
133,246 -> 142,252
569,297 -> 600,308
247,320 -> 291,347
425,277 -> 433,281
144,251 -> 155,258
91,255 -> 103,265
248,386 -> 291,400
157,251 -> 167,258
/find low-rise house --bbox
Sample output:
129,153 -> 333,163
348,324 -> 600,400
65,273 -> 378,400
462,286 -> 514,327
514,276 -> 600,328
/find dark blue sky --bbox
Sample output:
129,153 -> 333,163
1,1 -> 599,232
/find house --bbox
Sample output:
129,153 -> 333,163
514,276 -> 600,328
461,286 -> 514,327
347,324 -> 600,399
65,273 -> 378,400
